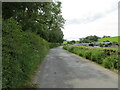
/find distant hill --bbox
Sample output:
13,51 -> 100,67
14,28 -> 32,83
98,36 -> 120,44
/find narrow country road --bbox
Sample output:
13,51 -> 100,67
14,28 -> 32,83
33,46 -> 118,88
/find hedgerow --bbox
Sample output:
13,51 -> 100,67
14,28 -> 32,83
49,43 -> 61,48
63,45 -> 118,70
90,50 -> 106,64
102,55 -> 118,69
2,18 -> 49,88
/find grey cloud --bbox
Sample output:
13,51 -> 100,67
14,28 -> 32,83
65,13 -> 104,25
65,6 -> 118,25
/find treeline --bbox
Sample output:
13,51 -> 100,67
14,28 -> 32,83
79,35 -> 100,43
79,35 -> 112,43
2,2 -> 64,88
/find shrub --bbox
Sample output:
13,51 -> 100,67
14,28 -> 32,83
83,50 -> 92,59
73,48 -> 81,55
100,44 -> 103,47
91,50 -> 106,64
77,49 -> 84,57
67,46 -> 74,52
102,55 -> 118,69
105,44 -> 108,47
63,45 -> 118,70
2,18 -> 49,88
49,43 -> 61,48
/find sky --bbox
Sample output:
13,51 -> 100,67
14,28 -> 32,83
59,0 -> 119,41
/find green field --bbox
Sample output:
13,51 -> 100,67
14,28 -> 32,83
63,41 -> 70,44
98,36 -> 120,44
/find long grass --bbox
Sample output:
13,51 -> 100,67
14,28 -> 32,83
63,45 -> 118,70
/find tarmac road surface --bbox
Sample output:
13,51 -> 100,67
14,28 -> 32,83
33,46 -> 118,88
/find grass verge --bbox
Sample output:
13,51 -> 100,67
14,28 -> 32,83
63,45 -> 119,70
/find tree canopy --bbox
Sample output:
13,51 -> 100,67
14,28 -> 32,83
79,35 -> 100,43
2,2 -> 65,43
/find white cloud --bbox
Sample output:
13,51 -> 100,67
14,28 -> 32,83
62,10 -> 118,40
59,0 -> 119,40
61,0 -> 118,19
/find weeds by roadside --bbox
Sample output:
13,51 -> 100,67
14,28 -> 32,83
63,45 -> 119,70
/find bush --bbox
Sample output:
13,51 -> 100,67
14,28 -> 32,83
83,50 -> 92,59
77,49 -> 84,57
49,43 -> 61,48
100,44 -> 103,47
73,48 -> 81,55
102,55 -> 118,69
2,18 -> 49,88
63,45 -> 118,70
91,50 -> 106,64
67,46 -> 74,52
104,44 -> 108,47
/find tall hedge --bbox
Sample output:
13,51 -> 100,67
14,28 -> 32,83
2,18 -> 49,88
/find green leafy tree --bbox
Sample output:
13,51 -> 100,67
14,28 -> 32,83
2,2 -> 65,43
102,36 -> 111,38
79,35 -> 100,43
